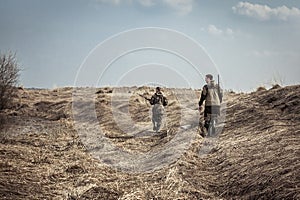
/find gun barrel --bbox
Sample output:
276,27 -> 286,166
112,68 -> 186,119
218,74 -> 220,92
138,94 -> 151,101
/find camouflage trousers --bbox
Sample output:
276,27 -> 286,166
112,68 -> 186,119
198,115 -> 206,137
152,104 -> 164,132
203,106 -> 220,130
198,106 -> 220,137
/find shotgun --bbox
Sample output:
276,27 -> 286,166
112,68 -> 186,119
218,74 -> 220,95
138,94 -> 151,101
217,74 -> 223,103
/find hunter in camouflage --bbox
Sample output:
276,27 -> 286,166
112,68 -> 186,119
150,87 -> 168,132
199,74 -> 223,136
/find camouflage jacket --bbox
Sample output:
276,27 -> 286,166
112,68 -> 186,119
150,92 -> 168,106
199,80 -> 223,107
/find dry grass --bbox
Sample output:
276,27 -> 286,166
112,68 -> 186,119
0,85 -> 299,199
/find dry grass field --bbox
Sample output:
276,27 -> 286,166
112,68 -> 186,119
0,84 -> 299,199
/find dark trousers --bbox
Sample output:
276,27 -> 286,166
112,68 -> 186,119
204,105 -> 220,130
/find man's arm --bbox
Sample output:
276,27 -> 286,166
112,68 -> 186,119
150,94 -> 156,105
198,85 -> 207,107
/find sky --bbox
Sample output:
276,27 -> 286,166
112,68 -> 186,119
0,0 -> 299,91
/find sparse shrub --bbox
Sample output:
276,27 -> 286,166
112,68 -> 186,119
0,52 -> 20,110
256,86 -> 266,92
270,73 -> 284,86
271,84 -> 281,90
226,89 -> 235,94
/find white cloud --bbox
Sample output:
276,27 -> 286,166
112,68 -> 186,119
207,25 -> 236,37
232,2 -> 300,21
163,0 -> 194,15
225,28 -> 234,36
93,0 -> 194,15
207,25 -> 223,36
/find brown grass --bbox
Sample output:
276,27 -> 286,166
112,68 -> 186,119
0,85 -> 299,199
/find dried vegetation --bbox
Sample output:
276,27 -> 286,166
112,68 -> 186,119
0,85 -> 299,199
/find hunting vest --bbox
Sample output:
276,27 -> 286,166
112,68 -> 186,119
204,81 -> 221,106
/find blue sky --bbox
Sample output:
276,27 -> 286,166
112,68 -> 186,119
0,0 -> 299,91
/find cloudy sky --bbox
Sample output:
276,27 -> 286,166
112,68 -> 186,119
0,0 -> 299,91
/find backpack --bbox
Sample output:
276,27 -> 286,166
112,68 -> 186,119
150,93 -> 168,106
206,84 -> 221,106
162,96 -> 168,106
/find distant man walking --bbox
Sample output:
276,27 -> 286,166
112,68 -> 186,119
150,87 -> 168,132
198,74 -> 223,136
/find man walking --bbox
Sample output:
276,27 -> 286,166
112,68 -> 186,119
198,74 -> 223,136
150,87 -> 168,132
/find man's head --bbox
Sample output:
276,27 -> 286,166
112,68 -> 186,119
156,87 -> 161,93
205,74 -> 213,83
